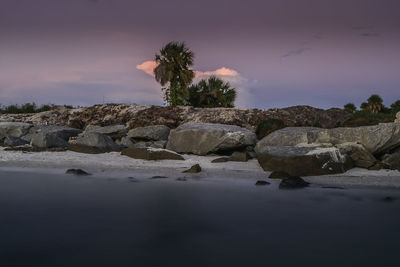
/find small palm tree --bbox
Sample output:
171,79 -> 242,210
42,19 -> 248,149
154,42 -> 195,106
366,94 -> 384,113
187,76 -> 236,108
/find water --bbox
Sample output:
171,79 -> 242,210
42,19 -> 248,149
0,171 -> 399,267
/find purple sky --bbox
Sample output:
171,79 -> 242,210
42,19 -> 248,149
1,0 -> 399,109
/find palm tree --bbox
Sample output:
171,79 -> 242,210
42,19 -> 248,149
366,94 -> 384,113
154,42 -> 195,106
187,76 -> 236,108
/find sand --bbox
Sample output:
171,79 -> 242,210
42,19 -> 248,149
0,147 -> 399,188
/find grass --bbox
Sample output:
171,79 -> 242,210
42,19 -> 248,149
343,110 -> 396,127
0,103 -> 74,114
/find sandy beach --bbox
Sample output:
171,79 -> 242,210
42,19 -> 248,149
1,147 -> 399,189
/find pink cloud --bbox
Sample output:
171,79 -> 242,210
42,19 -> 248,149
195,67 -> 239,77
136,61 -> 159,76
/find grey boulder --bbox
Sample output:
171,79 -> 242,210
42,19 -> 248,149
0,122 -> 32,139
84,124 -> 128,140
127,125 -> 171,141
31,126 -> 82,148
69,132 -> 122,154
336,142 -> 377,169
381,151 -> 400,171
256,123 -> 400,155
255,145 -> 353,176
167,123 -> 257,155
3,136 -> 30,147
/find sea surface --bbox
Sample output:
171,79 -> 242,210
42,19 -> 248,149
0,170 -> 399,267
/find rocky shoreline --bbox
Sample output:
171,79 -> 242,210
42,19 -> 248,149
0,105 -> 399,185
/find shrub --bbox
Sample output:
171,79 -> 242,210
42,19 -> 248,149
256,118 -> 285,139
344,103 -> 357,113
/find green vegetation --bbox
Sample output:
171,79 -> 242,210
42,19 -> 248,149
344,103 -> 357,113
256,118 -> 285,139
154,42 -> 195,106
343,94 -> 398,127
154,42 -> 237,108
0,103 -> 73,114
187,76 -> 236,108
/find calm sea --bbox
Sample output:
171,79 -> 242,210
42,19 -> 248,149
0,170 -> 399,267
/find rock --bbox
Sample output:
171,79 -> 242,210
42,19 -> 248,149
256,123 -> 400,155
68,132 -> 122,154
121,147 -> 184,161
120,136 -> 135,148
368,162 -> 384,170
0,122 -> 32,139
151,176 -> 168,179
255,145 -> 353,176
211,157 -> 230,163
183,164 -> 202,173
3,136 -> 29,147
255,180 -> 270,186
229,151 -> 249,162
167,123 -> 257,155
127,125 -> 171,141
279,177 -> 310,189
381,151 -> 400,171
269,171 -> 291,179
30,126 -> 82,149
395,112 -> 400,123
336,142 -> 377,169
85,124 -> 128,140
65,169 -> 91,176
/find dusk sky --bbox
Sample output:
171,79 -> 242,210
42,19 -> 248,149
1,0 -> 399,109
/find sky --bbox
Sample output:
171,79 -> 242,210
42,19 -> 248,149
1,0 -> 399,109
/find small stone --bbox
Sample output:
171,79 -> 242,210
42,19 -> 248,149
151,176 -> 168,179
382,196 -> 396,202
183,164 -> 202,173
255,180 -> 270,186
65,169 -> 91,176
279,176 -> 310,189
176,177 -> 187,181
211,157 -> 230,163
229,151 -> 249,162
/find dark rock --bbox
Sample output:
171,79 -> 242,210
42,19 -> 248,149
255,180 -> 270,186
121,147 -> 184,161
382,196 -> 397,202
229,151 -> 249,162
256,145 -> 353,176
269,171 -> 291,179
211,157 -> 230,163
167,123 -> 257,155
176,177 -> 187,181
68,132 -> 122,154
183,164 -> 202,173
151,176 -> 168,179
127,125 -> 171,141
84,124 -> 128,140
381,151 -> 400,171
279,176 -> 310,189
65,169 -> 91,176
337,142 -> 377,168
3,136 -> 29,147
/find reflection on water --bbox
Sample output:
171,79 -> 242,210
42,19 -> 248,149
0,171 -> 399,267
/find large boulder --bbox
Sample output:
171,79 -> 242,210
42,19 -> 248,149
167,123 -> 257,155
336,142 -> 377,169
68,132 -> 122,154
381,150 -> 400,171
0,122 -> 32,139
127,125 -> 170,141
255,145 -> 353,176
3,136 -> 29,147
121,147 -> 184,161
395,112 -> 400,123
30,126 -> 82,148
84,124 -> 127,140
256,123 -> 400,155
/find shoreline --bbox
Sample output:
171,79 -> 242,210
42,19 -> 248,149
1,148 -> 400,189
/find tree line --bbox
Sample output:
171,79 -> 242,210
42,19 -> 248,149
344,95 -> 400,114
